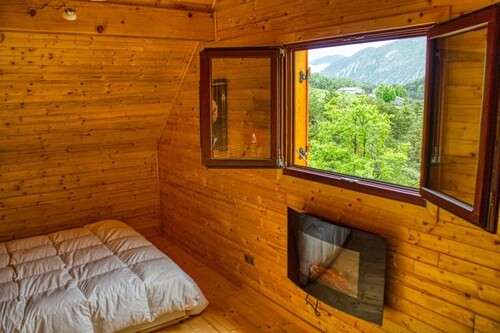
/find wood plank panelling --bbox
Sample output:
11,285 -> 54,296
159,1 -> 500,332
87,0 -> 215,12
0,1 -> 214,41
0,12 -> 201,240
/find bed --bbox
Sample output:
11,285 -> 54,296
0,220 -> 208,333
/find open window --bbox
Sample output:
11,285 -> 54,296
284,27 -> 430,205
421,5 -> 499,232
199,48 -> 281,168
199,4 -> 499,232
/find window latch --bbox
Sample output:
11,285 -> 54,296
278,148 -> 285,168
295,147 -> 312,167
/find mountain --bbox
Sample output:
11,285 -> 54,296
317,38 -> 426,85
310,54 -> 347,65
310,54 -> 347,73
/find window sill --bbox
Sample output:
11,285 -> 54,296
283,166 -> 426,206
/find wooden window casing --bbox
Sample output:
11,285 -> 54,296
198,4 -> 499,232
200,47 -> 282,168
421,4 -> 499,232
283,27 -> 430,206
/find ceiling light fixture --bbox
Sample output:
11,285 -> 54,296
62,7 -> 77,20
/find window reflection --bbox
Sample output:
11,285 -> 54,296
210,57 -> 272,159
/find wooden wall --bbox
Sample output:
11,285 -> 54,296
159,1 -> 500,333
0,0 -> 214,241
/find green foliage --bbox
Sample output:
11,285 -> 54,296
309,74 -> 357,91
404,77 -> 425,100
359,82 -> 376,94
309,88 -> 333,137
332,77 -> 357,88
311,95 -> 391,177
375,84 -> 397,102
394,85 -> 408,98
307,74 -> 423,188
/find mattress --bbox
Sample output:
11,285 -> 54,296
0,220 -> 208,333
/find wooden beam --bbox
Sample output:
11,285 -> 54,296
0,1 -> 215,41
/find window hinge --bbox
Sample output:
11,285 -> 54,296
431,146 -> 439,164
278,149 -> 285,168
280,48 -> 286,57
299,70 -> 309,83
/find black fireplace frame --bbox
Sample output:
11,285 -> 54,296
287,208 -> 387,325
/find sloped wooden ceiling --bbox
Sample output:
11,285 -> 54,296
0,0 -> 214,240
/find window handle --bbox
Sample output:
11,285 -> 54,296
298,146 -> 308,156
295,147 -> 312,167
339,177 -> 359,183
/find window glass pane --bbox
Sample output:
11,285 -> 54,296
211,57 -> 272,159
428,27 -> 487,206
293,37 -> 426,188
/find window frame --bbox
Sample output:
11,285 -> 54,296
283,27 -> 430,206
199,47 -> 282,168
420,4 -> 499,232
197,4 -> 499,233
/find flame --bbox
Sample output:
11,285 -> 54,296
310,264 -> 354,291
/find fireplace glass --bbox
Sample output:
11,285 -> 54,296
287,208 -> 387,325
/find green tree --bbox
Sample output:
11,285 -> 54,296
332,77 -> 357,88
309,73 -> 333,90
359,82 -> 376,94
404,77 -> 425,100
308,91 -> 421,187
394,85 -> 408,98
309,88 -> 335,138
306,73 -> 422,188
309,74 -> 357,91
375,84 -> 396,102
310,95 -> 391,177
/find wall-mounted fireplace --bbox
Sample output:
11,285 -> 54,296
287,208 -> 387,325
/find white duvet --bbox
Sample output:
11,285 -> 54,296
0,220 -> 208,333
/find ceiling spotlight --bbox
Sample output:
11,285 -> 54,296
62,7 -> 77,21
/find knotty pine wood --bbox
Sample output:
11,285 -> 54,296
148,234 -> 320,333
86,0 -> 215,12
0,1 -> 214,42
0,22 -> 199,240
158,1 -> 500,333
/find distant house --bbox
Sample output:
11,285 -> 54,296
337,87 -> 364,94
394,96 -> 405,106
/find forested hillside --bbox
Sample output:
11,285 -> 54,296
308,51 -> 425,188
